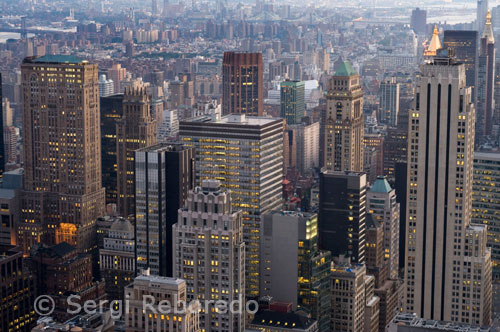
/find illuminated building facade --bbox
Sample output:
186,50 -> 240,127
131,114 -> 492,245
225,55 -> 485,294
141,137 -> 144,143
472,152 -> 500,279
180,114 -> 283,298
18,55 -> 105,254
324,60 -> 364,172
173,180 -> 245,332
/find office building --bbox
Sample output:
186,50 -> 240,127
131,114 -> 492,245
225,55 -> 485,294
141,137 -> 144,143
18,55 -> 105,254
222,52 -> 263,116
116,85 -> 157,218
319,171 -> 367,263
476,11 -> 495,140
173,180 -> 245,332
249,308 -> 319,332
100,94 -> 124,205
383,113 -> 408,179
4,126 -> 17,165
289,122 -> 320,174
404,49 -> 492,325
478,0 -> 489,33
443,31 -> 478,99
125,273 -> 200,332
260,211 -> 331,332
135,143 -> 194,277
99,217 -> 135,302
324,60 -> 364,172
330,258 -> 379,332
281,80 -> 305,125
0,188 -> 19,245
180,114 -> 283,297
107,63 -> 126,93
98,74 -> 114,97
379,78 -> 400,127
0,73 -> 4,181
367,176 -> 400,280
410,8 -> 427,35
472,152 -> 500,280
0,245 -> 36,332
387,313 -> 496,332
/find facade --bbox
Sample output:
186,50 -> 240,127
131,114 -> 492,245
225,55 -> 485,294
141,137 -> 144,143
249,310 -> 319,332
260,211 -> 331,332
319,171 -> 367,264
116,85 -> 157,218
135,143 -> 195,277
472,152 -> 500,279
0,188 -> 19,245
99,217 -> 135,302
378,78 -> 400,127
280,80 -> 305,125
0,245 -> 36,332
289,122 -> 320,174
125,274 -> 200,332
18,55 -> 105,254
0,73 -> 4,180
387,313 -> 496,332
410,8 -> 427,35
98,74 -> 114,97
100,94 -> 124,205
476,12 -> 495,141
173,180 -> 245,332
222,52 -> 263,116
180,114 -> 283,297
404,50 -> 492,325
443,31 -> 478,99
367,176 -> 400,280
107,63 -> 126,93
324,60 -> 364,172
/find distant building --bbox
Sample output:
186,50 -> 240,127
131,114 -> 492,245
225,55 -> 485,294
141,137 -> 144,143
248,309 -> 319,332
98,74 -> 114,97
378,78 -> 400,127
280,80 -> 305,125
289,122 -> 320,174
478,0 -> 489,33
222,52 -> 263,116
410,8 -> 427,35
0,74 -> 5,180
319,171 -> 367,264
0,188 -> 19,245
0,245 -> 36,332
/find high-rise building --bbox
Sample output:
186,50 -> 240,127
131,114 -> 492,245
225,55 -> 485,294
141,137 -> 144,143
410,8 -> 427,35
100,94 -> 124,205
319,171 -> 367,263
383,110 -> 408,179
152,0 -> 159,15
280,80 -> 305,125
443,31 -> 478,99
404,49 -> 492,325
116,85 -> 157,218
0,73 -> 5,180
472,152 -> 500,280
476,11 -> 495,141
173,180 -> 245,332
18,55 -> 105,254
180,114 -> 283,297
98,74 -> 114,97
260,211 -> 331,332
379,78 -> 400,127
135,143 -> 194,277
367,176 -> 400,280
125,273 -> 200,332
222,52 -> 263,116
289,122 -> 320,174
99,217 -> 135,302
330,257 -> 380,332
478,0 -> 489,33
324,60 -> 364,172
107,63 -> 126,94
0,245 -> 36,332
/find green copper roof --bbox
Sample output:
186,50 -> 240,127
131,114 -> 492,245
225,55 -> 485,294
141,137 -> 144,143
334,60 -> 357,76
30,55 -> 85,64
370,176 -> 392,193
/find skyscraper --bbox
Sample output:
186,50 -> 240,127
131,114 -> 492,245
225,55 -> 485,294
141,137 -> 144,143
289,122 -> 320,174
410,8 -> 427,35
0,73 -> 4,181
319,171 -> 367,264
116,85 -> 157,218
404,49 -> 492,325
135,143 -> 194,276
443,30 -> 478,99
173,180 -> 245,332
260,211 -> 331,332
18,55 -> 105,254
180,114 -> 283,297
98,74 -> 114,97
476,11 -> 495,140
222,52 -> 263,116
324,60 -> 364,172
478,0 -> 489,33
379,78 -> 400,127
280,80 -> 305,125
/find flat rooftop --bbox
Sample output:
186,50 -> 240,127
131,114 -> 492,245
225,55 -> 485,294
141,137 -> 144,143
24,55 -> 87,64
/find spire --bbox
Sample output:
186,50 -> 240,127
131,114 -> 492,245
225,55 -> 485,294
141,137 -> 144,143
482,10 -> 495,43
424,25 -> 442,57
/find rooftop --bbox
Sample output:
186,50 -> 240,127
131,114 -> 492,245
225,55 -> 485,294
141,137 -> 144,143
26,55 -> 86,64
251,310 -> 316,330
370,176 -> 393,193
334,60 -> 357,76
134,274 -> 185,286
136,142 -> 189,153
184,114 -> 282,126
